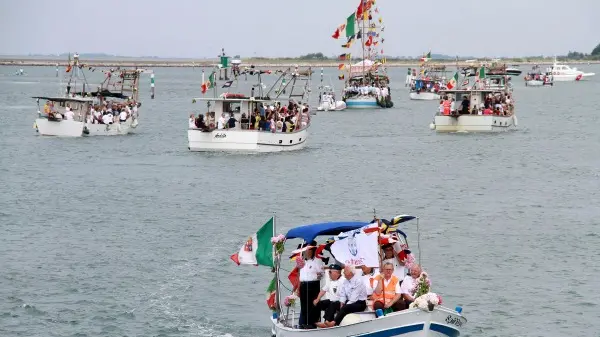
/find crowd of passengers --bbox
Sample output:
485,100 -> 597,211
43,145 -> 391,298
42,99 -> 138,125
438,92 -> 514,116
344,79 -> 390,98
189,101 -> 310,132
292,240 -> 424,330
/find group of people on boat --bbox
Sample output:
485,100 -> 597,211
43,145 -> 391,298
294,240 -> 424,330
410,78 -> 445,93
189,101 -> 310,133
438,92 -> 514,117
41,99 -> 138,125
524,73 -> 553,84
344,79 -> 391,99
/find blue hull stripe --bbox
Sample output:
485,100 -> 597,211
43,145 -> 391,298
346,102 -> 378,106
429,323 -> 460,337
354,323 -> 424,337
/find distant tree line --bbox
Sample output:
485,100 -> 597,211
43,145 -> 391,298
564,43 -> 600,60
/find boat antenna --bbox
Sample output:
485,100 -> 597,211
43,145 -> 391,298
416,217 -> 422,265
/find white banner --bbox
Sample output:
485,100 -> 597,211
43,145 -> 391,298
330,224 -> 380,268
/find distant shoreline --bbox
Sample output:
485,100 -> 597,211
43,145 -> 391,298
1,57 -> 599,68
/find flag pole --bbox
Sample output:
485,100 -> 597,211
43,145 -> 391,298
273,212 -> 281,318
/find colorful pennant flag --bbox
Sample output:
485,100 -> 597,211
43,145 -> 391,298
338,64 -> 346,70
338,74 -> 345,80
266,276 -> 277,310
346,12 -> 356,37
338,53 -> 351,60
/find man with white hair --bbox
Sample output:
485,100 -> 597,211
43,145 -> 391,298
400,264 -> 424,307
320,265 -> 367,328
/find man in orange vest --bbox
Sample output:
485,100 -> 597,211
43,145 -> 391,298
372,262 -> 405,312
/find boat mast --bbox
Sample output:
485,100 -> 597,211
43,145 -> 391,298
361,2 -> 366,79
273,212 -> 281,317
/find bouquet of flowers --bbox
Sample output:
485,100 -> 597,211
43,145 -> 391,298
271,234 -> 286,255
403,253 -> 416,270
409,292 -> 443,311
412,272 -> 431,299
283,294 -> 298,307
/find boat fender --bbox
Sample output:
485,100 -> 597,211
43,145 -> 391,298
429,123 -> 436,130
512,115 -> 518,126
83,126 -> 90,135
455,306 -> 463,314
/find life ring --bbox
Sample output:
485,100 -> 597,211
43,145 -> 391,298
221,93 -> 246,99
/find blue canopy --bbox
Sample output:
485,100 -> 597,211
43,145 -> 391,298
285,221 -> 369,243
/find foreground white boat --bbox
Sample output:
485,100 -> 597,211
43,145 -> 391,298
272,306 -> 466,337
267,216 -> 467,337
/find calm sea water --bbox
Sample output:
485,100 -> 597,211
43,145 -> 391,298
0,64 -> 599,337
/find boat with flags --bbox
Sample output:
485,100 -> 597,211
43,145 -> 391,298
409,54 -> 448,101
33,53 -> 143,137
188,62 -> 312,152
316,68 -> 346,111
430,64 -> 518,133
230,213 -> 467,337
332,0 -> 393,109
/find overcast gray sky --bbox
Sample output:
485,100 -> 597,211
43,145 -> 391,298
1,0 -> 598,58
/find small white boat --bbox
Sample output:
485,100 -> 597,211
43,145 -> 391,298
188,67 -> 312,152
33,96 -> 139,137
546,58 -> 595,81
409,91 -> 441,101
525,80 -> 543,87
316,71 -> 346,111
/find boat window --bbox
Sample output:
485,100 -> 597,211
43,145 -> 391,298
223,101 -> 241,113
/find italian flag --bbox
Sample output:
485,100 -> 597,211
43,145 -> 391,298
230,217 -> 274,267
446,72 -> 458,89
201,71 -> 215,94
266,276 -> 277,310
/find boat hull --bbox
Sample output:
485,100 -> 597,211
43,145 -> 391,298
551,73 -> 595,82
409,92 -> 440,101
35,118 -> 137,137
187,127 -> 309,152
272,306 -> 466,337
345,96 -> 379,109
317,101 -> 347,111
432,115 -> 516,133
525,80 -> 543,87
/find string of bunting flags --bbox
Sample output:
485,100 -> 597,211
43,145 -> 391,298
331,0 -> 387,80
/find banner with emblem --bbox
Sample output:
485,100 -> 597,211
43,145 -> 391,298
230,217 -> 274,267
329,223 -> 380,267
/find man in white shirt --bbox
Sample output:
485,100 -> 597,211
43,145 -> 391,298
64,107 -> 74,120
217,113 -> 226,129
381,244 -> 406,280
298,241 -> 324,329
326,266 -> 367,327
314,264 -> 344,328
102,113 -> 113,125
400,264 -> 423,307
119,110 -> 128,123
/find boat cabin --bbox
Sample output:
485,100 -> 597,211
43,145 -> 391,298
33,96 -> 94,122
192,96 -> 272,129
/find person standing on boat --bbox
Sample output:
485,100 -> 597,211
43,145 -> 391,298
297,240 -> 323,329
381,244 -> 406,280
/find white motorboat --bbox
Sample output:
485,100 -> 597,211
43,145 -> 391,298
316,70 -> 346,111
273,216 -> 466,337
546,58 -> 595,81
430,68 -> 518,133
188,67 -> 312,152
229,212 -> 468,337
